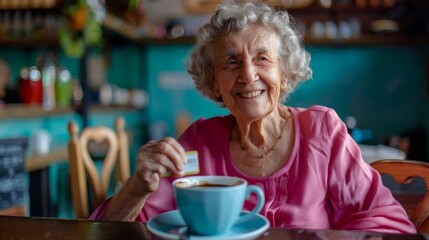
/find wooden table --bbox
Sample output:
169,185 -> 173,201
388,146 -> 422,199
25,147 -> 68,172
0,215 -> 426,240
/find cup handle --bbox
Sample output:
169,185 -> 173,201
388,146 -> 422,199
236,185 -> 265,224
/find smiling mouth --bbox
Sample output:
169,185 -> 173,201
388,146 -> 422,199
238,90 -> 263,98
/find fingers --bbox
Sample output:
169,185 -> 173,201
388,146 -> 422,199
155,137 -> 187,170
129,137 -> 188,196
138,137 -> 187,177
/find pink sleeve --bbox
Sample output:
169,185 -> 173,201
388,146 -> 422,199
88,199 -> 109,220
88,180 -> 176,222
323,108 -> 416,233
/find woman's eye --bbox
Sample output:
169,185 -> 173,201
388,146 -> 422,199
227,59 -> 238,65
258,56 -> 269,61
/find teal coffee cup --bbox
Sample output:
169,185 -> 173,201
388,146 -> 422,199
173,175 -> 265,235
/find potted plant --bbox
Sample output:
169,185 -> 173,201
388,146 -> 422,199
59,0 -> 104,58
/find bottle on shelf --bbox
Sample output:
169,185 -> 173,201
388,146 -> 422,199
18,66 -> 43,105
40,53 -> 56,111
55,68 -> 72,108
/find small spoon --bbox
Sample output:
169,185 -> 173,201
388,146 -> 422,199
178,226 -> 192,240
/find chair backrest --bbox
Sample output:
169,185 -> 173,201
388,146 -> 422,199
370,159 -> 429,233
67,117 -> 130,219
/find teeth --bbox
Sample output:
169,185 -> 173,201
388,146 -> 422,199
240,91 -> 262,98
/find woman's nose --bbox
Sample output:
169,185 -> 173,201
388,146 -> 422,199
238,60 -> 258,83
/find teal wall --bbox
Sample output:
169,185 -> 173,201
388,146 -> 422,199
290,46 -> 427,144
144,44 -> 228,139
105,44 -> 146,89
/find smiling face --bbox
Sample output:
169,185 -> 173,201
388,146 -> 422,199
212,24 -> 285,122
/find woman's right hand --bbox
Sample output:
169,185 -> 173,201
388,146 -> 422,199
103,137 -> 186,221
131,137 -> 187,196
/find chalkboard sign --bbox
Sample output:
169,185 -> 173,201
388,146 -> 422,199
0,137 -> 28,210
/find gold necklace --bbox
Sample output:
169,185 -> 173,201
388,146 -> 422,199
236,107 -> 289,159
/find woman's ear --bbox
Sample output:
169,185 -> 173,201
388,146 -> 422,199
212,81 -> 221,97
215,89 -> 221,98
213,86 -> 220,98
281,78 -> 288,92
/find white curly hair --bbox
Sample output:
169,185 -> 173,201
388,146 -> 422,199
186,1 -> 312,105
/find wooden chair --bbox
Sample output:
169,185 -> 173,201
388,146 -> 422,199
370,159 -> 429,233
67,117 -> 130,219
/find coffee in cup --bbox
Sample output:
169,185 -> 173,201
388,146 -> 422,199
173,175 -> 265,235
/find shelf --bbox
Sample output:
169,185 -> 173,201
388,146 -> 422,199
285,4 -> 394,14
90,104 -> 143,113
0,104 -> 142,120
0,37 -> 59,49
1,9 -> 427,48
0,104 -> 75,120
102,9 -> 429,46
128,35 -> 429,46
108,10 -> 429,46
304,35 -> 429,46
102,13 -> 142,41
135,36 -> 196,45
0,3 -> 60,10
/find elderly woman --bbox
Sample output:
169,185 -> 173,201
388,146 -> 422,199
90,1 -> 415,233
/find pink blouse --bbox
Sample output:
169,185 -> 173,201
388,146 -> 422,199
90,105 -> 416,234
